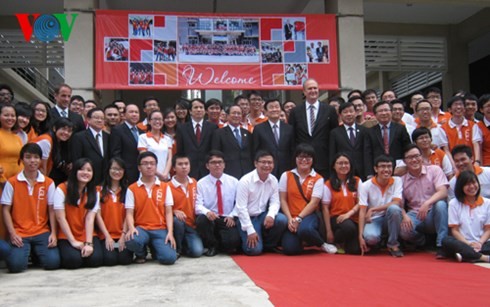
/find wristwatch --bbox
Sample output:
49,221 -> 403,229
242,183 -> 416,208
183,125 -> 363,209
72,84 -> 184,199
295,216 -> 303,223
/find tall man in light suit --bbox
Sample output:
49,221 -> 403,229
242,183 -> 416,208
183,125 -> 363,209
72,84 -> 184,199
288,78 -> 339,178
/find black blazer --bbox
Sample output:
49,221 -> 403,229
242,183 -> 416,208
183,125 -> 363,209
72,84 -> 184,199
72,129 -> 110,185
368,122 -> 411,164
109,123 -> 143,184
329,124 -> 372,180
176,121 -> 218,180
288,102 -> 338,177
252,121 -> 295,179
49,107 -> 85,133
211,125 -> 253,179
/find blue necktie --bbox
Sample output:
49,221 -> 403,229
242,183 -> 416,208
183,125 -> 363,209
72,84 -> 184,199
131,126 -> 139,142
234,128 -> 242,148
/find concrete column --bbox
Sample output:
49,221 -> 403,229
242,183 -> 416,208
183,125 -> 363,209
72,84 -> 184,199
325,0 -> 366,99
63,0 -> 97,100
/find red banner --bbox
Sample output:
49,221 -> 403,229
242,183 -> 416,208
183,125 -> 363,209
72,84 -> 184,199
95,10 -> 338,90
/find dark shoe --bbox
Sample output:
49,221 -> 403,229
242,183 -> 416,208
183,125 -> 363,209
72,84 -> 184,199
435,247 -> 446,259
204,247 -> 218,257
388,247 -> 404,257
134,256 -> 146,264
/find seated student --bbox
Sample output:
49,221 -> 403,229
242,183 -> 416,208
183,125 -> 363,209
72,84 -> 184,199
280,143 -> 336,255
169,154 -> 204,258
235,151 -> 287,256
195,150 -> 241,256
401,144 -> 449,258
96,158 -> 133,266
442,171 -> 490,263
323,153 -> 361,255
124,152 -> 177,265
54,158 -> 103,269
412,127 -> 454,179
358,155 -> 404,257
448,145 -> 490,200
1,143 -> 60,273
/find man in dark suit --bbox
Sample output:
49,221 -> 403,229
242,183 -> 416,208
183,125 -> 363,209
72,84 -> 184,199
109,104 -> 143,184
367,101 -> 411,175
72,108 -> 110,185
329,101 -> 372,180
212,105 -> 253,179
288,78 -> 338,178
253,98 -> 295,179
49,84 -> 85,133
176,99 -> 218,180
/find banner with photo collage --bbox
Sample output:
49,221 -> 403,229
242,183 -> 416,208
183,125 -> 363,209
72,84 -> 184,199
95,10 -> 338,90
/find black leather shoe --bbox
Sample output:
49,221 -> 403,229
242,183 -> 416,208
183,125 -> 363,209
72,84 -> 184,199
204,247 -> 218,257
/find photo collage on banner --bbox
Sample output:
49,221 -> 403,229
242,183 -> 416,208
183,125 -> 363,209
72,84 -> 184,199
96,11 -> 338,89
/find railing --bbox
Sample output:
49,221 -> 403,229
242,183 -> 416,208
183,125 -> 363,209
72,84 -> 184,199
11,67 -> 57,101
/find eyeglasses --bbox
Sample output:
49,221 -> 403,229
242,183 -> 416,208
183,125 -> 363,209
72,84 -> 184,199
151,118 -> 163,122
139,162 -> 157,166
296,156 -> 313,162
0,93 -> 12,98
335,161 -> 350,166
404,154 -> 422,161
250,98 -> 262,102
34,108 -> 47,113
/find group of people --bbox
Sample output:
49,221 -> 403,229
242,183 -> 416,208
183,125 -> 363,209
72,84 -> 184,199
0,78 -> 489,274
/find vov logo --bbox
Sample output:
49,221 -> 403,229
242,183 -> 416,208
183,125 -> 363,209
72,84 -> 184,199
15,13 -> 78,42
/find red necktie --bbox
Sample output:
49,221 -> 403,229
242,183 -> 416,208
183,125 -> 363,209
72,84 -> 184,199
195,123 -> 201,143
216,179 -> 223,216
383,125 -> 389,155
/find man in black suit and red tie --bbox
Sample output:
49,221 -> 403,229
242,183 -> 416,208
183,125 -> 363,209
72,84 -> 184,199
367,100 -> 411,175
176,99 -> 218,180
49,84 -> 86,133
71,108 -> 110,185
109,104 -> 144,184
288,78 -> 339,178
253,98 -> 295,179
212,105 -> 253,179
329,101 -> 372,180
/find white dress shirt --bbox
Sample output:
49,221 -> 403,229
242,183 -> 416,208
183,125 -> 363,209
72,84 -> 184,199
196,173 -> 238,216
235,169 -> 280,235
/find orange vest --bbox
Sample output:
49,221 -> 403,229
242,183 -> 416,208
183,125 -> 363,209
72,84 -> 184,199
57,183 -> 91,242
428,149 -> 446,167
7,174 -> 54,237
286,171 -> 323,218
129,181 -> 169,230
477,121 -> 490,166
169,179 -> 197,228
325,178 -> 360,223
136,121 -> 148,132
99,189 -> 125,240
441,120 -> 475,151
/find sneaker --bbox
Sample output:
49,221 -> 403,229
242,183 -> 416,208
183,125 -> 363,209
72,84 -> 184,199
455,253 -> 463,263
388,247 -> 404,257
321,243 -> 338,254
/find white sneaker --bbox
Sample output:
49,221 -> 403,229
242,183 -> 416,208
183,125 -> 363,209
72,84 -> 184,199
321,243 -> 338,254
455,253 -> 463,262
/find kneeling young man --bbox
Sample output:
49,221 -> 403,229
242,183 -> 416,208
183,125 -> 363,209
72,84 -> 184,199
125,152 -> 177,265
1,143 -> 60,272
401,144 -> 449,258
358,155 -> 404,257
169,154 -> 204,258
235,151 -> 287,255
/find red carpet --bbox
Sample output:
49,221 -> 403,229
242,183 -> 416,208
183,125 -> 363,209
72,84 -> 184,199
232,252 -> 489,306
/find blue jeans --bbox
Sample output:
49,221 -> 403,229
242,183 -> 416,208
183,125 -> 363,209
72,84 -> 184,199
281,213 -> 324,255
237,211 -> 287,256
363,205 -> 403,248
125,227 -> 177,265
6,232 -> 60,273
0,239 -> 11,261
174,217 -> 204,258
400,200 -> 448,247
